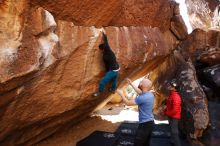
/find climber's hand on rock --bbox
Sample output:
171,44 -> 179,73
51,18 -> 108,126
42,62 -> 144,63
102,28 -> 106,34
100,29 -> 107,43
125,78 -> 132,84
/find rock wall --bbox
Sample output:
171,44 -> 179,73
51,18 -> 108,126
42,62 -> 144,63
170,2 -> 188,40
0,0 -> 176,145
199,64 -> 220,102
176,57 -> 209,139
151,27 -> 220,138
0,0 -> 213,145
150,51 -> 209,139
186,0 -> 220,30
180,29 -> 220,64
31,0 -> 173,32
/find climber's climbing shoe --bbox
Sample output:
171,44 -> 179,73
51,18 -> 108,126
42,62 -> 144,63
93,92 -> 100,97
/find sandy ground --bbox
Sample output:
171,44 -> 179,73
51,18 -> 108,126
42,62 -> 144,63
35,102 -> 220,146
36,104 -> 127,146
36,116 -> 121,146
35,103 -> 168,146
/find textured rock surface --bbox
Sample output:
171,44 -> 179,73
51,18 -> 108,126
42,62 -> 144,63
198,64 -> 220,102
176,58 -> 209,139
180,29 -> 220,104
198,47 -> 220,66
170,2 -> 188,40
186,0 -> 220,30
170,15 -> 188,40
0,0 -> 30,83
202,64 -> 220,89
0,3 -> 171,144
0,3 -> 58,94
31,0 -> 173,31
150,51 -> 209,139
180,29 -> 220,64
0,0 -> 214,145
174,28 -> 220,137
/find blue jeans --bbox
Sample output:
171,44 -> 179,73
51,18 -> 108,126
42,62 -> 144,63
99,70 -> 118,92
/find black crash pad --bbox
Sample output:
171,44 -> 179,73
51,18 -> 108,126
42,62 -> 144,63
76,122 -> 189,146
76,131 -> 118,146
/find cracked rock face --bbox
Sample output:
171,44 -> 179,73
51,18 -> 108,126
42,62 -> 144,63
176,58 -> 209,138
31,0 -> 174,31
180,29 -> 220,65
170,2 -> 188,40
199,64 -> 220,102
0,0 -> 174,145
198,47 -> 220,66
150,51 -> 209,139
186,0 -> 220,30
202,64 -> 220,88
0,0 -> 214,145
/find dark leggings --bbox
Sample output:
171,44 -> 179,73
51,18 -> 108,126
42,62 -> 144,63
168,117 -> 181,146
134,121 -> 154,146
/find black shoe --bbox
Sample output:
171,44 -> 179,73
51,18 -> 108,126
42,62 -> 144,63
109,88 -> 116,93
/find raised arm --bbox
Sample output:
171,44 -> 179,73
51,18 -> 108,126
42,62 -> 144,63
117,89 -> 136,106
99,30 -> 111,51
126,78 -> 142,95
102,32 -> 108,44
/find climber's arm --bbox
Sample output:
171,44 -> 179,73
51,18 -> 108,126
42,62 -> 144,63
117,89 -> 136,106
126,78 -> 142,95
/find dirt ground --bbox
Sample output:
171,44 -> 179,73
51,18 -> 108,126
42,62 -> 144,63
36,116 -> 121,146
35,103 -> 164,146
36,102 -> 220,146
36,104 -> 127,146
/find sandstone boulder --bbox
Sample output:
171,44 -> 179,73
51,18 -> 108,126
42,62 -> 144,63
170,15 -> 188,40
176,57 -> 209,139
169,1 -> 188,40
180,29 -> 220,64
186,0 -> 220,30
150,51 -> 209,139
198,64 -> 220,102
198,47 -> 220,66
0,4 -> 171,145
0,0 -> 212,145
31,0 -> 174,32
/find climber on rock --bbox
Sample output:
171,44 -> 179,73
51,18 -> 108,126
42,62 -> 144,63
93,30 -> 120,97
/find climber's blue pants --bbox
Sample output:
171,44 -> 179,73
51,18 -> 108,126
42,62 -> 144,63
99,70 -> 118,92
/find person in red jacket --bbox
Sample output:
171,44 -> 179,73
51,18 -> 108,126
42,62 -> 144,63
164,81 -> 182,146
